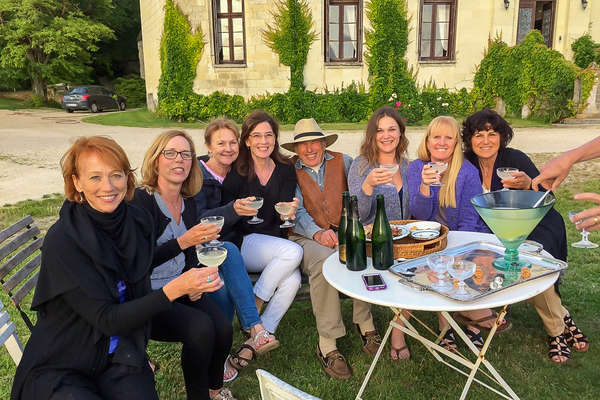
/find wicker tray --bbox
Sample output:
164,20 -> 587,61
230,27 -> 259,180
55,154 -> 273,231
366,219 -> 448,259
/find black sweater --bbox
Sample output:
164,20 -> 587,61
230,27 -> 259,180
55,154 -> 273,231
221,161 -> 297,247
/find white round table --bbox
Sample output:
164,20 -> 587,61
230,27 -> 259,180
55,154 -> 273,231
323,231 -> 559,400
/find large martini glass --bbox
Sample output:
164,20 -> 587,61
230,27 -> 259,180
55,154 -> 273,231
471,190 -> 555,272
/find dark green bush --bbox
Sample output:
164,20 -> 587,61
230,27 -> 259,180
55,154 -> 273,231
571,34 -> 599,69
113,75 -> 146,108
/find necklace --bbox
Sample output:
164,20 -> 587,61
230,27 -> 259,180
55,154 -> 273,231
478,159 -> 491,178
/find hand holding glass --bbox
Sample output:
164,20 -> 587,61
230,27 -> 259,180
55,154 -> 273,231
426,162 -> 448,186
569,210 -> 598,248
378,164 -> 399,187
496,167 -> 519,191
246,196 -> 264,225
426,254 -> 454,292
200,216 -> 224,246
448,260 -> 476,299
275,202 -> 295,228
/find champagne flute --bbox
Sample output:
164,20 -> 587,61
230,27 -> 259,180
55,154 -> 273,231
426,162 -> 448,187
426,254 -> 454,292
569,210 -> 598,248
379,163 -> 399,187
448,260 -> 476,300
196,246 -> 228,267
200,216 -> 224,247
246,196 -> 264,225
496,167 -> 519,191
274,202 -> 295,228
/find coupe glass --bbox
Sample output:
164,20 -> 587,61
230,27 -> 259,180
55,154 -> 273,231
200,216 -> 224,247
196,246 -> 228,267
496,167 -> 519,191
274,202 -> 295,228
448,260 -> 476,300
426,254 -> 454,292
246,196 -> 264,225
379,163 -> 399,187
568,210 -> 598,249
426,161 -> 448,186
471,190 -> 555,271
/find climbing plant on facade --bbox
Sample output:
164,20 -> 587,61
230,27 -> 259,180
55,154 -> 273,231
157,0 -> 204,116
261,0 -> 316,92
364,0 -> 421,122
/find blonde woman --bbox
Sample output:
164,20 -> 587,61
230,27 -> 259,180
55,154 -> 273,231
131,130 -> 237,400
405,116 -> 511,352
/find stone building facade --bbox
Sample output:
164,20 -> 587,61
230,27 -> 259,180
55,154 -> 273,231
140,0 -> 600,111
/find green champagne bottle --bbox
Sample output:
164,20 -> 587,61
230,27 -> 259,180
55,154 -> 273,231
346,195 -> 367,271
338,191 -> 350,264
372,194 -> 394,270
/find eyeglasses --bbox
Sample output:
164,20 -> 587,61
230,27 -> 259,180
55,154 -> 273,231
161,150 -> 194,160
249,133 -> 275,141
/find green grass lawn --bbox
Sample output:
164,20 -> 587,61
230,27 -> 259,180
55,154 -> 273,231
81,108 -> 551,131
0,98 -> 28,110
1,183 -> 598,399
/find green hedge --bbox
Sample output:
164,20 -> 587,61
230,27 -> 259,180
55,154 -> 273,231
113,75 -> 146,108
571,34 -> 600,69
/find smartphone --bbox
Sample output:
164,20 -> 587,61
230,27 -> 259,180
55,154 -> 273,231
362,273 -> 387,291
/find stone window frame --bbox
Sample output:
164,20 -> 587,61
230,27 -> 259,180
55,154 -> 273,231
324,0 -> 363,63
212,0 -> 247,65
418,0 -> 457,62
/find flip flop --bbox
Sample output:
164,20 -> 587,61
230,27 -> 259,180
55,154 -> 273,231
223,355 -> 239,383
453,311 -> 512,334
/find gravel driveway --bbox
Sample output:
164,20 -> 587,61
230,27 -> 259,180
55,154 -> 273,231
1,109 -> 599,205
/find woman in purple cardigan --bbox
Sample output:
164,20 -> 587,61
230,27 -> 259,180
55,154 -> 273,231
406,116 -> 511,351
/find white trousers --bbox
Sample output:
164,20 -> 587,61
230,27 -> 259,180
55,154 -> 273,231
241,233 -> 303,333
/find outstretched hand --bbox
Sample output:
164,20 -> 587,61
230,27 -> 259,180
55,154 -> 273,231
531,153 -> 573,191
570,192 -> 600,232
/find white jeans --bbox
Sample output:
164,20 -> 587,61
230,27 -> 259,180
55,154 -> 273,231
241,233 -> 303,333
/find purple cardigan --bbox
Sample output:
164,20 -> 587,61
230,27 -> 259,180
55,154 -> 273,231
407,159 -> 489,233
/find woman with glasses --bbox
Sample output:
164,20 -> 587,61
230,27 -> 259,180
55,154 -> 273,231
193,118 -> 280,375
220,110 -> 303,369
462,108 -> 588,364
130,130 -> 237,400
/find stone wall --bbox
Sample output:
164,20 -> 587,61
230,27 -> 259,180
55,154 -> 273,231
139,0 -> 600,107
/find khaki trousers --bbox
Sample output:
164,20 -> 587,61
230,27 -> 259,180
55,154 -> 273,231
290,236 -> 374,340
528,286 -> 567,337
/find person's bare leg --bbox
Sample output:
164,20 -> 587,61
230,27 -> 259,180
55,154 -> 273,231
255,295 -> 264,315
390,310 -> 411,360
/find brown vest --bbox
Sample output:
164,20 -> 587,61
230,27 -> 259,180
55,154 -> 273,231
294,151 -> 348,229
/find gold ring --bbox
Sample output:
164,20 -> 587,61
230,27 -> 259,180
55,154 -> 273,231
595,217 -> 599,224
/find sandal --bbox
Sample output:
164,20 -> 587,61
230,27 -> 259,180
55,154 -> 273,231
390,328 -> 410,360
548,334 -> 570,364
210,388 -> 237,400
563,314 -> 589,353
229,343 -> 256,370
453,311 -> 512,334
440,328 -> 457,352
223,355 -> 239,383
465,328 -> 485,351
252,329 -> 280,355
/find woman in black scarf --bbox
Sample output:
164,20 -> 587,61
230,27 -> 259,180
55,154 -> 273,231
11,136 -> 221,400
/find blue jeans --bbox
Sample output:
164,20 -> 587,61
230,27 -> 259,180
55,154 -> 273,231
205,241 -> 262,331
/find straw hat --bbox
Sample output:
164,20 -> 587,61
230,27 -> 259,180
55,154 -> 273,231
281,118 -> 338,152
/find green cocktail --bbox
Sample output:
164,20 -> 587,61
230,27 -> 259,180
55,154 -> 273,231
471,190 -> 555,271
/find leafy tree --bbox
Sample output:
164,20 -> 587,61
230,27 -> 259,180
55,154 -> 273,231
0,0 -> 114,99
364,0 -> 420,120
571,34 -> 599,69
262,0 -> 316,92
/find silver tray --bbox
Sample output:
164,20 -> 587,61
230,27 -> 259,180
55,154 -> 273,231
389,241 -> 567,301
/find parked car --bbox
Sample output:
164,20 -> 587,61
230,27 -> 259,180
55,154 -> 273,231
61,85 -> 127,113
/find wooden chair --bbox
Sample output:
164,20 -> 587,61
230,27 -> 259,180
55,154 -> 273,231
0,216 -> 43,331
256,369 -> 321,400
0,299 -> 23,364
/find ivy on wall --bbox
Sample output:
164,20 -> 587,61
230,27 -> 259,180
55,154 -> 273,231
157,0 -> 204,116
364,0 -> 421,121
474,31 -> 578,121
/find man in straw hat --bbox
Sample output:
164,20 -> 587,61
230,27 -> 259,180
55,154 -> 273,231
282,118 -> 381,379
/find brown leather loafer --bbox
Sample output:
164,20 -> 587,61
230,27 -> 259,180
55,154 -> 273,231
316,345 -> 352,379
356,324 -> 382,357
